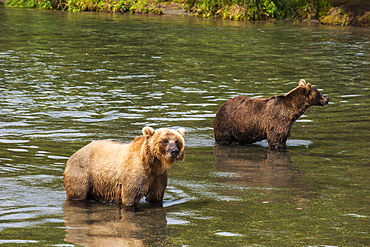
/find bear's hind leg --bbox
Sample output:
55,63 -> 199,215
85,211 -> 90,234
214,109 -> 234,144
214,127 -> 234,145
64,174 -> 91,200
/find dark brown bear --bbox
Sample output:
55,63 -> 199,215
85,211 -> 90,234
214,79 -> 329,150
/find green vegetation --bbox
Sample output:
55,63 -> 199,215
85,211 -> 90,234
3,0 -> 370,26
4,0 -> 331,19
186,0 -> 331,21
320,1 -> 370,27
4,0 -> 170,14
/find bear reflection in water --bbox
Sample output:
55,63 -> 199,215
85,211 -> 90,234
213,145 -> 316,205
213,145 -> 298,189
63,200 -> 168,246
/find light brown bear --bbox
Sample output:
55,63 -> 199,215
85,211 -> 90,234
64,127 -> 185,206
214,79 -> 329,150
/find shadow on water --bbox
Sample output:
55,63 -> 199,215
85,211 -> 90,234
63,201 -> 170,246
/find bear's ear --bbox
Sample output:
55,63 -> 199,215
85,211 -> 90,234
298,79 -> 306,87
176,128 -> 186,138
142,126 -> 155,137
305,83 -> 312,91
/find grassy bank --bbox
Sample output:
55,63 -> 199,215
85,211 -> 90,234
3,0 -> 332,19
4,0 -> 182,14
4,0 -> 370,26
319,1 -> 370,27
187,0 -> 332,21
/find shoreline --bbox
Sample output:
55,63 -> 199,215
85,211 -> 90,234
1,1 -> 369,27
157,3 -> 369,27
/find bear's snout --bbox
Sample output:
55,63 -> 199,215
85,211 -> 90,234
167,143 -> 180,159
320,96 -> 329,106
170,149 -> 179,158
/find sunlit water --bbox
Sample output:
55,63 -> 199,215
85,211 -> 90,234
0,7 -> 369,246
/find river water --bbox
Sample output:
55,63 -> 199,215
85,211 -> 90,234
0,7 -> 369,246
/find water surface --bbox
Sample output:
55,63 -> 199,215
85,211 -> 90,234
0,7 -> 369,246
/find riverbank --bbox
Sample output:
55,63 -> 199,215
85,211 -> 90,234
2,0 -> 369,27
320,2 -> 370,27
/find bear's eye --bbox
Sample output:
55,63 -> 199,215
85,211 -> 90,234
175,139 -> 182,148
162,138 -> 169,145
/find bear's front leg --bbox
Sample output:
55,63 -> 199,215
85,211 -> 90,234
120,178 -> 148,206
267,126 -> 290,150
146,174 -> 168,204
121,190 -> 144,206
267,137 -> 287,150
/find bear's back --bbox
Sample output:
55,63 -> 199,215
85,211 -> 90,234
224,95 -> 271,117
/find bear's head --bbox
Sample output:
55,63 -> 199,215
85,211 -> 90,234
286,79 -> 329,106
142,127 -> 186,163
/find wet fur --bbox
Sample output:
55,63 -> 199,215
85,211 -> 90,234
63,127 -> 185,206
214,79 -> 329,150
